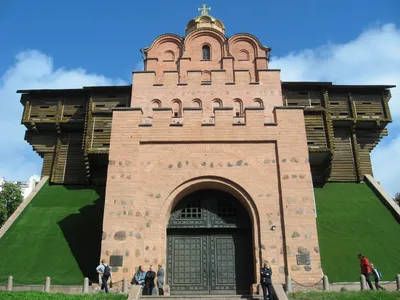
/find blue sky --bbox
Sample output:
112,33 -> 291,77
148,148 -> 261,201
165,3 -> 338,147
1,0 -> 399,79
0,0 -> 399,195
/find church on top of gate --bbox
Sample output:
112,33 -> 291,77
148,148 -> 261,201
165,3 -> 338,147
136,3 -> 275,121
17,4 -> 394,296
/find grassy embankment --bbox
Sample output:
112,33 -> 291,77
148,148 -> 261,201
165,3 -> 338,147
0,291 -> 126,300
314,183 -> 400,283
0,182 -> 105,285
289,291 -> 400,300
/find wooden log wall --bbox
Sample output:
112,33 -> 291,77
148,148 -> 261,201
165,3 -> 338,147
304,112 -> 327,148
356,129 -> 388,177
25,132 -> 58,154
352,93 -> 385,119
52,133 -> 87,184
88,116 -> 113,150
19,85 -> 391,185
61,96 -> 86,122
20,87 -> 131,185
29,97 -> 59,121
41,153 -> 54,177
283,86 -> 392,183
330,128 -> 357,181
328,93 -> 351,117
285,90 -> 322,107
92,94 -> 129,112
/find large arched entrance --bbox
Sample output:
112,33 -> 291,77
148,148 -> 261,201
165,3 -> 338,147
167,189 -> 254,295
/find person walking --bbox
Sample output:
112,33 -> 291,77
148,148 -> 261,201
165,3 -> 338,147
260,261 -> 274,300
358,254 -> 373,290
145,265 -> 156,295
371,263 -> 385,290
96,259 -> 112,293
157,264 -> 165,296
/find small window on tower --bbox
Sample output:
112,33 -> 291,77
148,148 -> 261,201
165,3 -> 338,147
202,45 -> 211,60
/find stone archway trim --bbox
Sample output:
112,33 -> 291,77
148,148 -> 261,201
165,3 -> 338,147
160,175 -> 262,281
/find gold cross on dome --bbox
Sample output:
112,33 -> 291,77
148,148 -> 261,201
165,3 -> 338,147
198,4 -> 211,16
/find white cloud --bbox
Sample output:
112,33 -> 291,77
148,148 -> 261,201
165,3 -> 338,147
271,23 -> 400,197
0,50 -> 127,181
1,24 -> 399,196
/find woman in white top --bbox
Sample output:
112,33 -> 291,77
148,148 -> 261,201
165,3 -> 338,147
370,263 -> 385,290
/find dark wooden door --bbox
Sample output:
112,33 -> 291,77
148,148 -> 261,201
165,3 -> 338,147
167,190 -> 253,295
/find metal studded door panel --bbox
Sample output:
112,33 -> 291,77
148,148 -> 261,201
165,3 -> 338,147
210,234 -> 252,294
167,190 -> 253,295
167,235 -> 209,294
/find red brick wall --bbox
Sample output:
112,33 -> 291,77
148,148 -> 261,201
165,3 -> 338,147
103,107 -> 322,284
102,28 -> 322,287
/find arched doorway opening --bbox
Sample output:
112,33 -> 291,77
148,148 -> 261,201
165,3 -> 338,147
167,189 -> 254,295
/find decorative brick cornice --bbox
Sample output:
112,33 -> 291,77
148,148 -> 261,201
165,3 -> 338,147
183,107 -> 202,111
153,107 -> 172,111
112,107 -> 143,112
213,107 -> 233,111
244,107 -> 264,111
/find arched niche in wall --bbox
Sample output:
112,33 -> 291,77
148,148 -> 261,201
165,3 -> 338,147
172,99 -> 182,117
212,99 -> 223,108
151,99 -> 162,108
148,99 -> 162,118
233,99 -> 244,117
238,49 -> 250,61
202,70 -> 211,82
253,98 -> 264,107
145,34 -> 183,58
192,99 -> 202,108
164,50 -> 175,61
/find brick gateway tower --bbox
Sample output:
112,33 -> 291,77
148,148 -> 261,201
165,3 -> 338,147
101,6 -> 322,294
17,4 -> 394,295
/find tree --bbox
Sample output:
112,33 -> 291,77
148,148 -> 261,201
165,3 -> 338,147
395,193 -> 400,206
0,182 -> 23,227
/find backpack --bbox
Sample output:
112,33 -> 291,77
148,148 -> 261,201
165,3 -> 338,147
377,269 -> 382,279
103,264 -> 111,277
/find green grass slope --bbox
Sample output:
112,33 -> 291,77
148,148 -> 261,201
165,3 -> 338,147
315,183 -> 400,283
0,182 -> 105,285
0,292 -> 126,300
289,291 -> 400,300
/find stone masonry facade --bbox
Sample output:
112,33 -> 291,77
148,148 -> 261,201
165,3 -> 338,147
101,10 -> 322,288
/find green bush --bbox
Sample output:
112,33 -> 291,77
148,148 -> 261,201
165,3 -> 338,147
0,291 -> 127,300
289,291 -> 400,300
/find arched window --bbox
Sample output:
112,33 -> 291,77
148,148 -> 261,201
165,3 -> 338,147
202,45 -> 211,60
233,99 -> 243,117
172,99 -> 182,117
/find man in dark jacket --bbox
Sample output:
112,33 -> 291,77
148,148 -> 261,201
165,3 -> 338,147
260,262 -> 274,300
145,265 -> 156,295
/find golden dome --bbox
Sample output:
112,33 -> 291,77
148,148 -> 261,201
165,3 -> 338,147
185,5 -> 225,35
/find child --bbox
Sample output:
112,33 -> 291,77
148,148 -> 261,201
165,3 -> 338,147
370,263 -> 385,290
